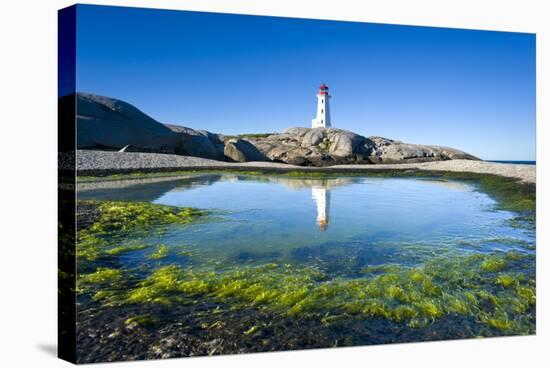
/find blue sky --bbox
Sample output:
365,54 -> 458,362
76,5 -> 536,160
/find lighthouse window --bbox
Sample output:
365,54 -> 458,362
321,99 -> 324,103
321,109 -> 324,113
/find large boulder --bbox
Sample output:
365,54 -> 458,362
301,128 -> 324,147
224,139 -> 270,162
165,124 -> 224,161
76,93 -> 225,160
76,93 -> 179,152
327,129 -> 373,157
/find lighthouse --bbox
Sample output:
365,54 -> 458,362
311,83 -> 331,128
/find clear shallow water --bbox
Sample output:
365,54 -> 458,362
79,174 -> 534,272
76,173 -> 536,362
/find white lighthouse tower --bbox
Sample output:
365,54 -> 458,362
311,83 -> 331,128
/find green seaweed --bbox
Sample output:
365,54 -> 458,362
495,274 -> 517,288
105,243 -> 151,256
78,267 -> 122,285
243,325 -> 261,335
148,245 -> 169,260
76,201 -> 207,263
77,267 -> 124,294
74,171 -> 535,340
84,201 -> 207,236
79,251 -> 534,335
76,232 -> 108,261
125,314 -> 157,327
480,257 -> 508,272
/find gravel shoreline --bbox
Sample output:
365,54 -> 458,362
73,150 -> 535,184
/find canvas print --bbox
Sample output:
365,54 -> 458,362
58,4 -> 536,364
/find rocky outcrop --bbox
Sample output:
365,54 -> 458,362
367,136 -> 479,163
224,139 -> 270,162
76,93 -> 478,166
252,128 -> 371,166
248,128 -> 478,166
77,93 -> 179,153
165,124 -> 224,161
76,93 -> 224,160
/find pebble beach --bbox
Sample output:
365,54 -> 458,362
72,150 -> 535,184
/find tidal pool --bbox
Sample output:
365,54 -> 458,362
76,173 -> 536,362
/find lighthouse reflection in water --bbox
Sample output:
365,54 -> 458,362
312,186 -> 330,230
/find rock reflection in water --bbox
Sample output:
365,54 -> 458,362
79,174 -> 361,232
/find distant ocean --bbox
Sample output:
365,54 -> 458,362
487,160 -> 536,165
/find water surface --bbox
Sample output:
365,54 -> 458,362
79,174 -> 534,272
76,173 -> 535,362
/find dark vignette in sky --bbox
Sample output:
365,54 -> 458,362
76,5 -> 536,160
